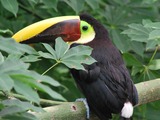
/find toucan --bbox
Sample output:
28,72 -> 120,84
12,14 -> 138,120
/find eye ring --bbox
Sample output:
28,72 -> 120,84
82,26 -> 88,31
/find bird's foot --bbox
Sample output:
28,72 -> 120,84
76,98 -> 90,119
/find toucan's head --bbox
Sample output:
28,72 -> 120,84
12,14 -> 109,45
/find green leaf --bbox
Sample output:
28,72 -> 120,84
0,37 -> 37,55
11,73 -> 65,101
61,45 -> 96,70
21,55 -> 40,62
0,99 -> 40,119
0,74 -> 14,91
42,43 -> 57,59
0,103 -> 4,109
0,29 -> 13,35
38,51 -> 56,60
17,44 -> 38,55
139,68 -> 157,80
2,99 -> 43,112
81,56 -> 96,65
63,0 -> 85,14
6,54 -> 21,61
122,23 -> 152,42
146,40 -> 160,50
55,37 -> 70,59
41,38 -> 96,71
0,0 -> 18,17
123,53 -> 142,67
144,22 -> 160,29
0,106 -> 26,117
142,0 -> 158,4
111,29 -> 130,52
62,60 -> 85,70
0,101 -> 38,119
148,59 -> 160,70
42,0 -> 58,11
128,23 -> 149,35
0,52 -> 4,65
62,55 -> 96,70
149,30 -> 160,40
0,59 -> 29,74
10,73 -> 42,89
25,71 -> 61,87
38,75 -> 60,87
62,45 -> 92,59
85,0 -> 99,9
142,19 -> 153,26
130,41 -> 144,57
0,37 -> 23,55
29,0 -> 39,4
37,83 -> 66,101
13,79 -> 40,104
2,112 -> 38,120
122,29 -> 145,36
131,66 -> 144,76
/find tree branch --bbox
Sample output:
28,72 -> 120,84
32,79 -> 160,120
0,92 -> 65,106
31,102 -> 100,120
136,78 -> 160,106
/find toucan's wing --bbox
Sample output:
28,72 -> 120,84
71,62 -> 138,119
71,64 -> 114,119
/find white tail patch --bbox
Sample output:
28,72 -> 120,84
121,102 -> 133,118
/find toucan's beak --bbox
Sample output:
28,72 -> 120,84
12,16 -> 81,43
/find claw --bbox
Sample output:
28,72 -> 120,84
76,98 -> 90,119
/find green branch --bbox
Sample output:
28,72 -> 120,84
0,92 -> 65,106
148,46 -> 158,65
41,62 -> 60,76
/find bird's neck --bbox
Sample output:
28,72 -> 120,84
86,39 -> 123,66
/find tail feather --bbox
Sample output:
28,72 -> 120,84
121,102 -> 133,118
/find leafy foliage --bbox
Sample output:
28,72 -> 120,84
0,36 -> 95,119
39,38 -> 96,70
0,0 -> 160,120
0,0 -> 18,17
0,99 -> 42,119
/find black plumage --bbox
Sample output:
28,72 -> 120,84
71,14 -> 138,120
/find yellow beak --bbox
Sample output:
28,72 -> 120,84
12,16 -> 81,43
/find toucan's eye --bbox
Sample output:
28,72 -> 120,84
78,20 -> 95,44
82,26 -> 88,31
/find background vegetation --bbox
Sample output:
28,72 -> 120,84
0,0 -> 160,120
